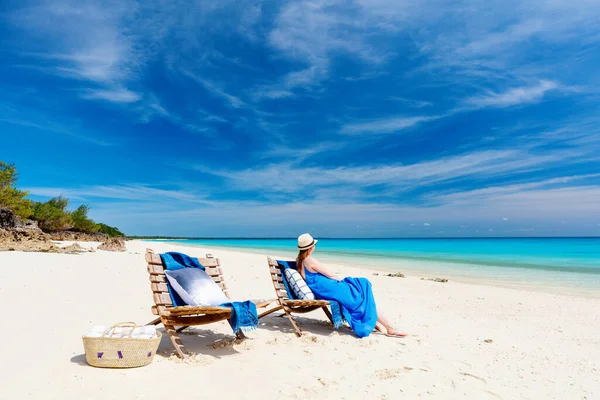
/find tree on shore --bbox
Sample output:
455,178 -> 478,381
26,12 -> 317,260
71,204 -> 100,233
0,161 -> 33,219
1,161 -> 125,236
97,223 -> 124,237
32,196 -> 73,231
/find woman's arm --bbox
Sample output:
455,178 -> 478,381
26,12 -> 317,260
305,258 -> 342,281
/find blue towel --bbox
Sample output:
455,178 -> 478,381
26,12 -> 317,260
221,300 -> 258,334
276,260 -> 345,329
160,252 -> 258,334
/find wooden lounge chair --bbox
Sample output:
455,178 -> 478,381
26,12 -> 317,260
145,248 -> 275,358
266,256 -> 335,336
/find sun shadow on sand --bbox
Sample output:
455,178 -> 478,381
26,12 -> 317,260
151,312 -> 357,360
258,313 -> 357,338
70,354 -> 88,366
154,325 -> 248,360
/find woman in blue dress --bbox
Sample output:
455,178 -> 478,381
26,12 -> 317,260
296,233 -> 406,338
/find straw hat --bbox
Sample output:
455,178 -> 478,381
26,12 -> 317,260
297,233 -> 318,250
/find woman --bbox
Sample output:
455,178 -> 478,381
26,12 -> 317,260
296,233 -> 406,338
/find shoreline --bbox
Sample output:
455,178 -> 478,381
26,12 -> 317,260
155,240 -> 600,299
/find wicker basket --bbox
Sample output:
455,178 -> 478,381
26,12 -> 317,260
83,322 -> 162,368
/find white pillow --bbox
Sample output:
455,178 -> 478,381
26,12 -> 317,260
164,268 -> 229,306
283,269 -> 315,300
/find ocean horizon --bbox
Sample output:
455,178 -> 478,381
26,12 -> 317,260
155,237 -> 600,297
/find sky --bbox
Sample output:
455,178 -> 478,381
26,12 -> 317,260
1,0 -> 600,238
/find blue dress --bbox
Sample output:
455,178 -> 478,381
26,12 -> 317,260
304,268 -> 378,337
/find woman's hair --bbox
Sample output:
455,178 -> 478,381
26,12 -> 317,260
296,248 -> 311,275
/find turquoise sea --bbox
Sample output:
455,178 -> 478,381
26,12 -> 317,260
158,238 -> 600,296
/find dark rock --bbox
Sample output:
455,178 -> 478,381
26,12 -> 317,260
50,231 -> 109,241
23,219 -> 40,230
97,237 -> 126,252
421,277 -> 448,283
0,207 -> 25,229
386,272 -> 406,278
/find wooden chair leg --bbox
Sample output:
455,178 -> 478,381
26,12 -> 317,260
146,317 -> 161,326
163,321 -> 188,359
283,307 -> 303,337
322,306 -> 334,325
235,330 -> 247,340
176,326 -> 189,333
258,304 -> 283,319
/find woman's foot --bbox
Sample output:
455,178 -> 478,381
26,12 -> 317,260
373,323 -> 407,337
385,328 -> 408,337
375,322 -> 387,334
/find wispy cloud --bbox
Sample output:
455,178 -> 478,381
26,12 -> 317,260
89,183 -> 600,237
252,89 -> 295,101
27,184 -> 206,203
263,0 -> 393,93
9,1 -> 145,104
0,115 -> 112,146
340,116 -> 439,135
82,87 -> 141,103
196,147 -> 594,195
388,97 -> 433,108
465,80 -> 560,108
259,141 -> 348,162
180,70 -> 245,108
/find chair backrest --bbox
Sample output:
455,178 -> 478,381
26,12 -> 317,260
267,256 -> 290,302
146,249 -> 229,316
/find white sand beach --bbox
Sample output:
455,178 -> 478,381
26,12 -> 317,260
0,240 -> 598,400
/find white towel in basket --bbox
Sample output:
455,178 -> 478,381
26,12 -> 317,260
84,325 -> 157,339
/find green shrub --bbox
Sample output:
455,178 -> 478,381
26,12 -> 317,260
2,161 -> 125,235
70,204 -> 100,233
0,161 -> 33,219
32,196 -> 73,232
97,223 -> 125,237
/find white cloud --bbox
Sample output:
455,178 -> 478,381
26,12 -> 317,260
10,1 -> 144,104
424,223 -> 430,226
388,97 -> 433,108
264,0 -> 392,92
253,89 -> 295,101
340,116 -> 439,135
86,182 -> 600,236
27,184 -> 206,203
465,81 -> 560,108
180,70 -> 245,108
198,149 -> 593,194
82,87 -> 141,103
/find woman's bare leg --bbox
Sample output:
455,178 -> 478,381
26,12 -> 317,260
377,310 -> 407,336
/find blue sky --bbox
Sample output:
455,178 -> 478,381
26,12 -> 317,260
1,0 -> 599,237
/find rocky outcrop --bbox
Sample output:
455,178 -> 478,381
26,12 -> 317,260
0,227 -> 55,252
0,207 -> 39,230
50,231 -> 108,242
97,237 -> 126,252
421,277 -> 448,283
386,272 -> 406,278
0,207 -> 94,253
58,243 -> 90,254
